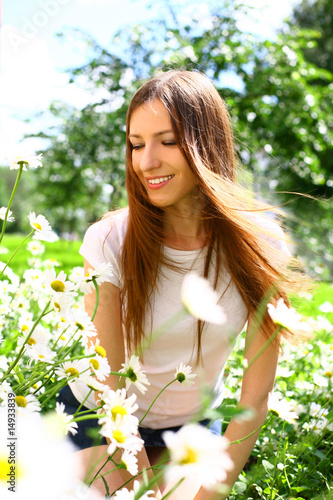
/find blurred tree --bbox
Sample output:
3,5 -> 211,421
287,0 -> 333,275
0,167 -> 39,234
28,0 -> 333,276
290,0 -> 333,73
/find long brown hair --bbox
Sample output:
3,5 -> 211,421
120,70 -> 307,359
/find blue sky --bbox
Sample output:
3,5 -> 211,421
0,0 -> 298,162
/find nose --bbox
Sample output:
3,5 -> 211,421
138,143 -> 162,172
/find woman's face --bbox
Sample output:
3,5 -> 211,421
129,99 -> 198,210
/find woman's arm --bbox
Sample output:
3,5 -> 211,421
83,258 -> 125,389
193,316 -> 279,500
164,316 -> 279,500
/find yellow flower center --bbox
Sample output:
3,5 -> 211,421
0,456 -> 11,482
21,325 -> 29,332
180,447 -> 197,465
54,302 -> 61,312
32,384 -> 38,389
65,367 -> 79,377
111,405 -> 127,420
324,371 -> 332,378
27,338 -> 36,346
60,335 -> 66,341
33,222 -> 42,230
90,359 -> 100,370
75,322 -> 84,330
112,430 -> 126,443
51,280 -> 65,293
15,395 -> 27,407
95,345 -> 106,358
0,455 -> 23,482
38,354 -> 45,359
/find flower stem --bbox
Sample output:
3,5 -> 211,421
0,163 -> 24,245
72,388 -> 93,418
161,478 -> 185,499
139,378 -> 177,425
91,277 -> 99,321
228,423 -> 265,445
0,300 -> 51,383
0,230 -> 35,278
110,459 -> 170,497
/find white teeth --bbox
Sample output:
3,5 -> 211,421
148,175 -> 174,185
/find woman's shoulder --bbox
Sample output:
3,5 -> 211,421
85,207 -> 129,241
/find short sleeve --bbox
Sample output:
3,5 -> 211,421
79,209 -> 129,289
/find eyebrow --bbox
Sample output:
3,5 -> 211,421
129,129 -> 174,138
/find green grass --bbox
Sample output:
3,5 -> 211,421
0,233 -> 83,277
2,233 -> 333,311
290,282 -> 333,317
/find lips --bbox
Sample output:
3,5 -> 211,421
145,174 -> 175,189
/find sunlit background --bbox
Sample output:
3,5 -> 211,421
1,0 -> 299,158
0,0 -> 332,279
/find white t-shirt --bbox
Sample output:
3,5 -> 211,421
77,207 -> 289,429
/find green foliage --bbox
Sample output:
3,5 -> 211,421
224,283 -> 333,499
24,0 -> 333,277
0,234 -> 82,277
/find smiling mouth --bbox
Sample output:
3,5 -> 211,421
147,175 -> 175,185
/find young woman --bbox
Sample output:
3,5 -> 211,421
61,70 -> 305,498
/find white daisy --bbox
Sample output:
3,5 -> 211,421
43,269 -> 76,296
163,423 -> 233,490
100,415 -> 144,455
267,298 -> 312,335
72,262 -> 114,294
55,359 -> 90,381
309,402 -> 328,418
112,480 -> 156,500
88,338 -> 107,359
23,268 -> 45,289
15,394 -> 41,415
26,240 -> 45,256
27,212 -> 58,242
318,301 -> 333,313
175,363 -> 196,386
0,207 -> 14,222
181,272 -> 226,325
7,152 -> 43,170
51,293 -> 75,318
119,355 -> 150,394
88,354 -> 110,382
267,392 -> 298,424
53,402 -> 78,436
25,343 -> 55,363
120,449 -> 139,476
17,324 -> 49,348
100,388 -> 139,425
70,310 -> 97,341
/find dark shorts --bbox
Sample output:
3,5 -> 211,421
57,385 -> 222,451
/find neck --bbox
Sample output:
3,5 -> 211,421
163,205 -> 206,251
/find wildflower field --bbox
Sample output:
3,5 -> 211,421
0,156 -> 332,499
